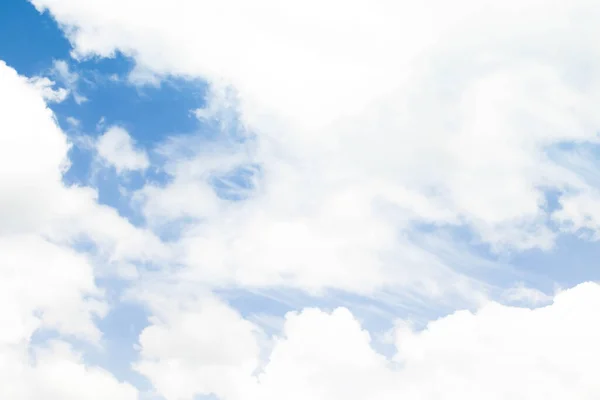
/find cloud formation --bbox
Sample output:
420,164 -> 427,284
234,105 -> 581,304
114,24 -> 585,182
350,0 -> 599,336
96,126 -> 150,173
134,283 -> 600,400
7,0 -> 600,398
28,0 -> 600,297
0,60 -> 140,399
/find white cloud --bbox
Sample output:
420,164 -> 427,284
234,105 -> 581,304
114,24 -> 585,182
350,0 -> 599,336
502,282 -> 555,306
134,283 -> 600,400
29,0 -> 600,300
51,59 -> 88,104
0,60 -> 148,398
0,235 -> 106,344
134,295 -> 261,400
1,341 -> 138,399
0,61 -> 71,235
96,126 -> 150,173
553,190 -> 600,239
52,60 -> 77,86
19,1 -> 600,398
27,76 -> 69,103
0,61 -> 151,252
26,60 -> 87,104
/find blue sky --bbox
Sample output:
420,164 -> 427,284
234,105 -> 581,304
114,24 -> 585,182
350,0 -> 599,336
0,0 -> 565,346
0,0 -> 209,389
0,2 -> 378,386
4,1 -> 600,399
0,0 -> 577,354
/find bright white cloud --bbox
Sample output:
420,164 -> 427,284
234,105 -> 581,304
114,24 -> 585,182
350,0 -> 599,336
96,126 -> 150,173
0,61 -> 160,262
28,0 -> 600,300
16,0 -> 600,399
0,235 -> 105,344
134,295 -> 261,400
1,341 -> 138,400
27,75 -> 69,103
134,283 -> 600,400
0,60 -> 142,398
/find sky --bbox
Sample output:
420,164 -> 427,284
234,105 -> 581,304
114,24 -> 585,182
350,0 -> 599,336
3,0 -> 600,399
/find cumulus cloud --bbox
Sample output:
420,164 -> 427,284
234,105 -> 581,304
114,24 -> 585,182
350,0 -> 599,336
1,341 -> 137,400
502,282 -> 555,306
134,295 -> 261,400
134,283 -> 600,400
96,126 -> 150,173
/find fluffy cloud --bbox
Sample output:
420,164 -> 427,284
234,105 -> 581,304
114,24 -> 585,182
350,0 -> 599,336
27,0 -> 600,300
0,61 -> 139,398
134,295 -> 261,400
1,341 -> 137,400
0,60 -> 163,263
96,126 -> 150,173
134,283 -> 600,400
18,0 -> 600,399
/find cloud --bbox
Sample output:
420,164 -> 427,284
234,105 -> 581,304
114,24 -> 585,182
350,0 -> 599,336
134,295 -> 261,400
51,59 -> 88,104
134,282 -> 600,400
26,60 -> 87,104
1,341 -> 138,400
0,60 -> 150,399
26,75 -> 69,103
0,235 -> 106,344
19,0 -> 600,398
96,126 -> 150,173
28,0 -> 600,298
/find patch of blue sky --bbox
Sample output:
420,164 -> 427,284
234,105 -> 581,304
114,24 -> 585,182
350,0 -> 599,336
1,3 -> 218,208
58,63 -> 208,171
92,299 -> 154,390
0,0 -> 70,76
218,285 -> 448,358
546,141 -> 600,189
0,2 -> 180,386
0,2 -> 206,145
29,299 -> 153,390
506,142 -> 600,290
510,234 -> 600,289
405,213 -> 560,302
5,0 -> 265,370
55,62 -> 261,221
541,189 -> 562,214
210,163 -> 261,201
15,0 -> 600,391
51,59 -> 218,227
